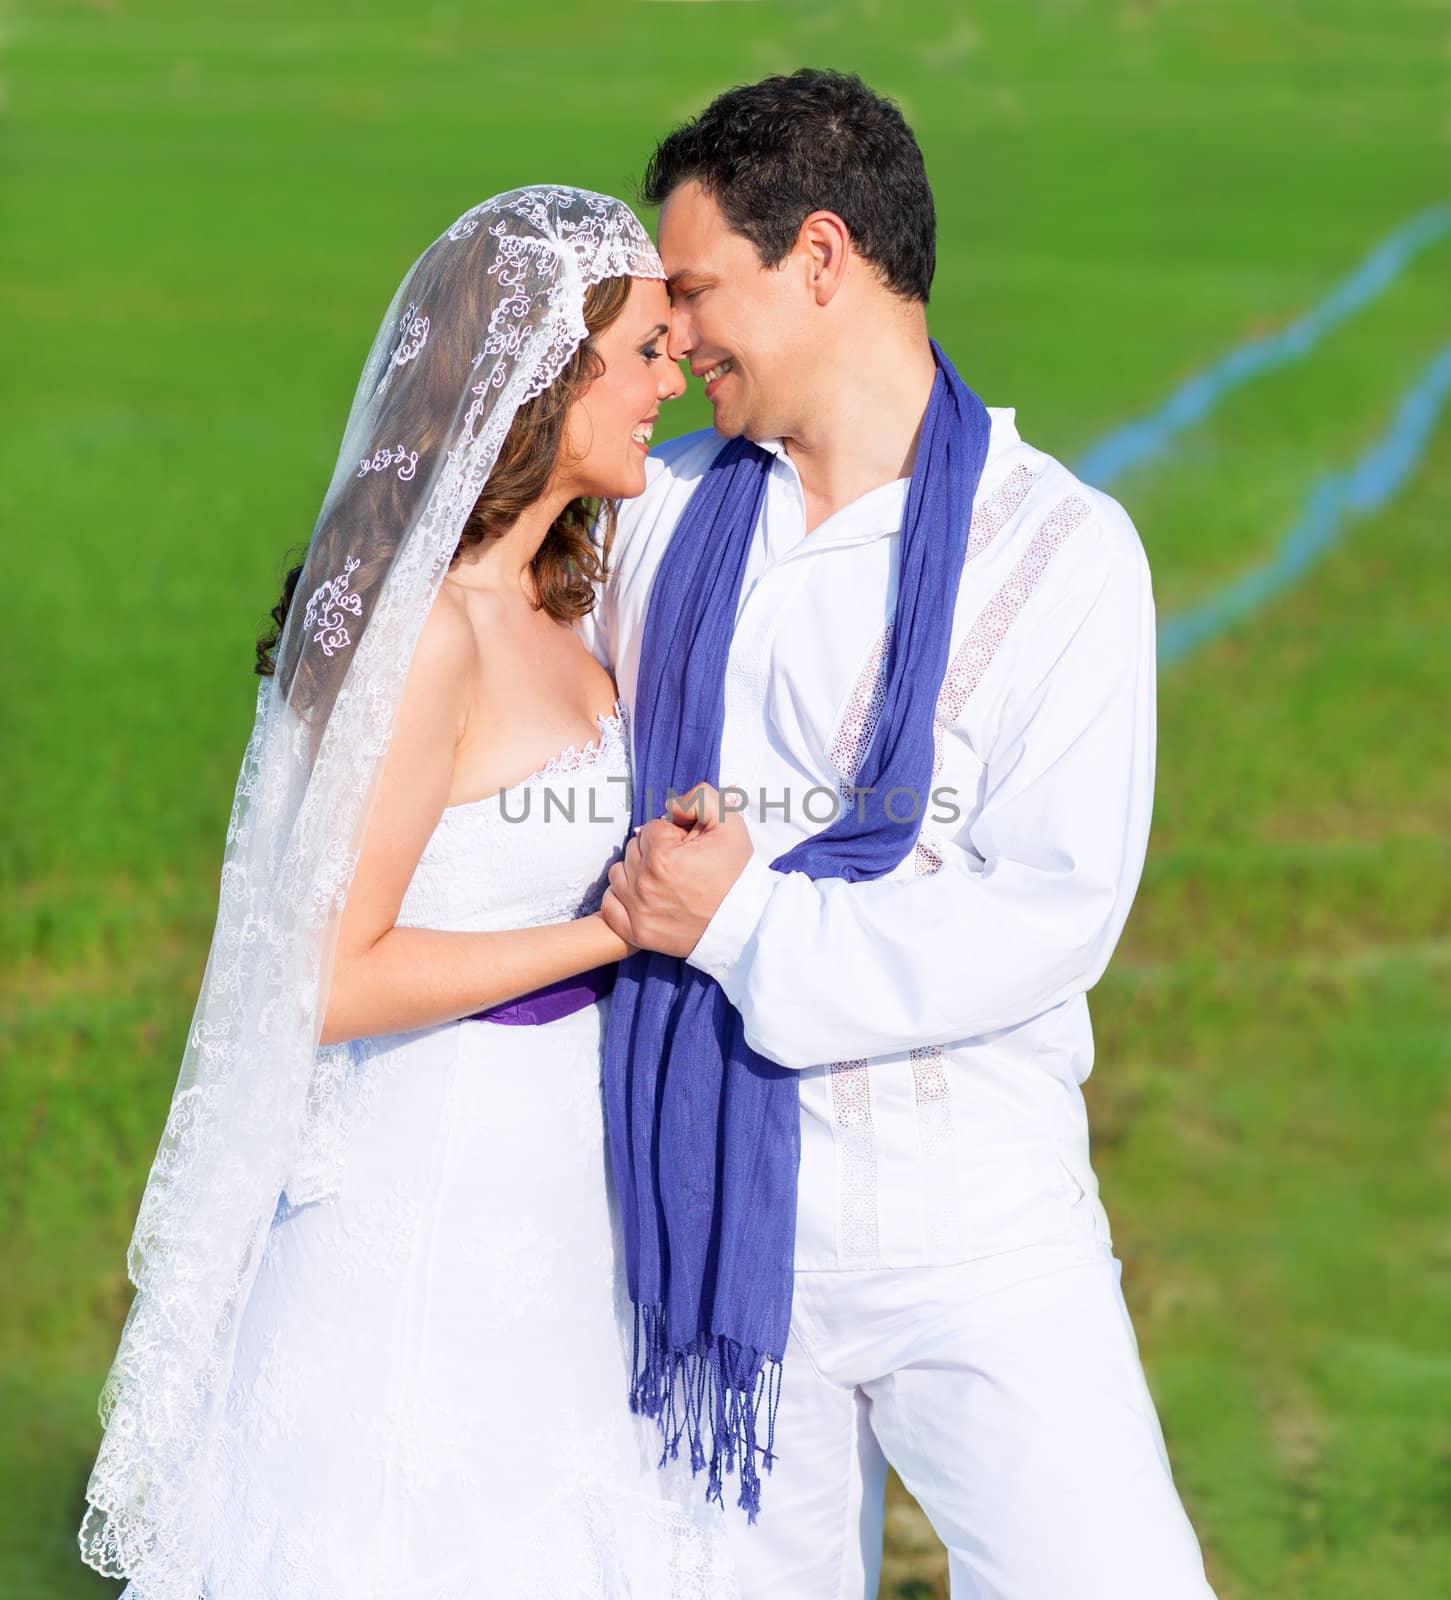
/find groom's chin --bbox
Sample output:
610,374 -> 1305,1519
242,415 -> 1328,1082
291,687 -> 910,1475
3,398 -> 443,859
708,403 -> 747,440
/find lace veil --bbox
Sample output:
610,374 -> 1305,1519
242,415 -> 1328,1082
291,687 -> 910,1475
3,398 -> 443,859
79,186 -> 665,1598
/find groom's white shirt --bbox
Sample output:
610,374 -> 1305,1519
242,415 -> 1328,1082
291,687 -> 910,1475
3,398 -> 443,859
582,407 -> 1155,1273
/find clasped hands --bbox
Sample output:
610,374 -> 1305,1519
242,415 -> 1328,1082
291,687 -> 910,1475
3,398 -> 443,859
601,782 -> 754,958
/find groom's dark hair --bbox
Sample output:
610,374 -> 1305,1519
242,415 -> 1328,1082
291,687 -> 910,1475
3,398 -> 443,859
641,68 -> 936,304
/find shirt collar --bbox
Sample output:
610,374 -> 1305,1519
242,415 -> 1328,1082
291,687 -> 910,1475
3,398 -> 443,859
751,405 -> 1018,473
750,405 -> 1019,552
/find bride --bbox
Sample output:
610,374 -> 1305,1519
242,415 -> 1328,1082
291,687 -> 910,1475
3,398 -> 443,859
78,187 -> 738,1599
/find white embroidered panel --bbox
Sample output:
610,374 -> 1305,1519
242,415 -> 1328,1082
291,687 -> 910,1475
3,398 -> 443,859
828,623 -> 894,798
929,493 -> 1094,781
828,1061 -> 880,1260
910,1043 -> 957,1257
966,461 -> 1038,560
913,838 -> 944,877
827,460 -> 1041,796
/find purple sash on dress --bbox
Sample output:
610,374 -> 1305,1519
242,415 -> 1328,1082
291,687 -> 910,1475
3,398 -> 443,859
466,964 -> 616,1026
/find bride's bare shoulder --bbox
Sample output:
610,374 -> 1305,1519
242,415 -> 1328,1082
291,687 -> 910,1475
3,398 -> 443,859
406,582 -> 482,702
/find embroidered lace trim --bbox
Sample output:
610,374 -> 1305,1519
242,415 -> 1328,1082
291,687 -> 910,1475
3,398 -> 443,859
438,701 -> 628,817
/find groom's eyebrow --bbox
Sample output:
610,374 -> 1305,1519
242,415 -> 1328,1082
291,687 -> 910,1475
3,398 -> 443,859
666,270 -> 709,294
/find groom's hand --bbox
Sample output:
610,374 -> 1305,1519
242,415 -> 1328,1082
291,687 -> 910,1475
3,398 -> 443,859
601,782 -> 754,958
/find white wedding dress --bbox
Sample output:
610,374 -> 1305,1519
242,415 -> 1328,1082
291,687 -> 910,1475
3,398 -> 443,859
202,704 -> 738,1600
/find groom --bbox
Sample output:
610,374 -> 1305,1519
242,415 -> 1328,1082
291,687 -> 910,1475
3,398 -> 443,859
590,70 -> 1217,1599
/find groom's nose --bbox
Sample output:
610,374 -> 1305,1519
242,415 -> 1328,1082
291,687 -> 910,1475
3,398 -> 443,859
666,313 -> 695,363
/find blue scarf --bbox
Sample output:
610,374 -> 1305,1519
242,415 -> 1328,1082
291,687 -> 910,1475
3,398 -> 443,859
602,342 -> 991,1518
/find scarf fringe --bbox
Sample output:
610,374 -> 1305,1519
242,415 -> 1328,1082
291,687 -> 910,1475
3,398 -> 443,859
630,1302 -> 782,1523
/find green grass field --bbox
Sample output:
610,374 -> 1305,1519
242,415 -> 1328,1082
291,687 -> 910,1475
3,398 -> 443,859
4,3 -> 1449,1596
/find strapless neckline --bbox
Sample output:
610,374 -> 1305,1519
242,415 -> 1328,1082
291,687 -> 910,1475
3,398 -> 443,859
442,699 -> 627,816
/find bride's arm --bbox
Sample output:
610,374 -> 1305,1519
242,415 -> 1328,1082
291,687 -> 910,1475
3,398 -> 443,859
319,597 -> 630,1048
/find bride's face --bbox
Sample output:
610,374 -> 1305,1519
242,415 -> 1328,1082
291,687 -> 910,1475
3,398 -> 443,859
561,277 -> 685,500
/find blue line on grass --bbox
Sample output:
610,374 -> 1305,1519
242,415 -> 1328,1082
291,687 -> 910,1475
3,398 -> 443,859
1076,203 -> 1451,489
1158,341 -> 1451,666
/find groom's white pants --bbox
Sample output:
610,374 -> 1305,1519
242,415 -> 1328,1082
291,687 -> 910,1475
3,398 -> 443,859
721,1181 -> 1218,1599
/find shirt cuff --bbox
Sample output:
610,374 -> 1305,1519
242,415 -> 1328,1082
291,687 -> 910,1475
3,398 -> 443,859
685,851 -> 776,992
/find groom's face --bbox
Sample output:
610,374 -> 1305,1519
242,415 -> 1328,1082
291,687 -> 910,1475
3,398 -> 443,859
658,181 -> 807,442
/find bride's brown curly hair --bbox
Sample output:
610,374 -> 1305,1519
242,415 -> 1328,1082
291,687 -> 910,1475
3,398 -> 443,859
254,272 -> 633,685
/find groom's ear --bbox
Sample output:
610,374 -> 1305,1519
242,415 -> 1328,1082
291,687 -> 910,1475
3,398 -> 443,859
798,211 -> 852,306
